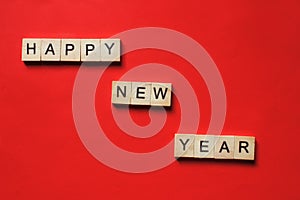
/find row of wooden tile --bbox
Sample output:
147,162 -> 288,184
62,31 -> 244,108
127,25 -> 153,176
174,134 -> 255,160
22,38 -> 120,62
112,81 -> 172,106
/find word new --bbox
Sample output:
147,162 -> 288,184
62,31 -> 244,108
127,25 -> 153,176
22,38 -> 120,62
175,134 -> 255,160
112,81 -> 172,106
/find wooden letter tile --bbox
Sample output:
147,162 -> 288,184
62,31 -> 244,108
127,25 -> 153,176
150,83 -> 172,107
214,136 -> 235,159
41,39 -> 61,61
61,39 -> 80,61
130,82 -> 151,105
194,135 -> 216,158
234,136 -> 255,160
111,81 -> 131,105
174,134 -> 195,158
100,39 -> 120,62
80,39 -> 101,61
22,38 -> 41,61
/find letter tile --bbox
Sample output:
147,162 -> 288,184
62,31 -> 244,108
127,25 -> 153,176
130,82 -> 151,105
22,38 -> 41,61
81,39 -> 101,61
41,39 -> 61,61
174,134 -> 195,158
61,39 -> 80,61
214,136 -> 235,159
150,83 -> 172,106
194,135 -> 216,158
111,81 -> 132,105
234,136 -> 255,160
100,39 -> 120,62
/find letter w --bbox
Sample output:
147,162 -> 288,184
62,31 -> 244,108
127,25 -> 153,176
153,87 -> 168,99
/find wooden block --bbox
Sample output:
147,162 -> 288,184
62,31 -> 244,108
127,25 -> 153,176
41,39 -> 61,61
194,135 -> 216,158
214,136 -> 235,159
130,82 -> 151,105
60,39 -> 81,61
22,38 -> 41,61
111,81 -> 131,105
174,134 -> 195,158
80,39 -> 101,61
100,39 -> 120,62
150,83 -> 172,106
234,136 -> 255,160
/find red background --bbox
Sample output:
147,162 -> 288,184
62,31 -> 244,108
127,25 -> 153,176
1,0 -> 299,199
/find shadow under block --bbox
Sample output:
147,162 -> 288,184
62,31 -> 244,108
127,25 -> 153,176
214,136 -> 235,159
80,39 -> 101,62
234,136 -> 255,160
100,39 -> 121,62
174,134 -> 256,160
111,81 -> 132,105
61,39 -> 81,61
111,81 -> 172,106
174,134 -> 195,158
194,135 -> 216,159
41,39 -> 61,61
22,38 -> 41,61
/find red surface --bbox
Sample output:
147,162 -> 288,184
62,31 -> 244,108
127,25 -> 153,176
0,0 -> 299,199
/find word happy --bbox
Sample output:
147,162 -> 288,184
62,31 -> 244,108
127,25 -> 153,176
22,38 -> 120,62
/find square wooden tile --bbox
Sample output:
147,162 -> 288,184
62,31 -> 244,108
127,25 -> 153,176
150,83 -> 172,107
214,136 -> 235,159
22,38 -> 41,61
194,135 -> 216,159
100,39 -> 120,62
111,81 -> 131,105
41,39 -> 61,61
130,82 -> 151,105
61,39 -> 80,61
174,134 -> 195,158
234,136 -> 255,160
80,39 -> 101,61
